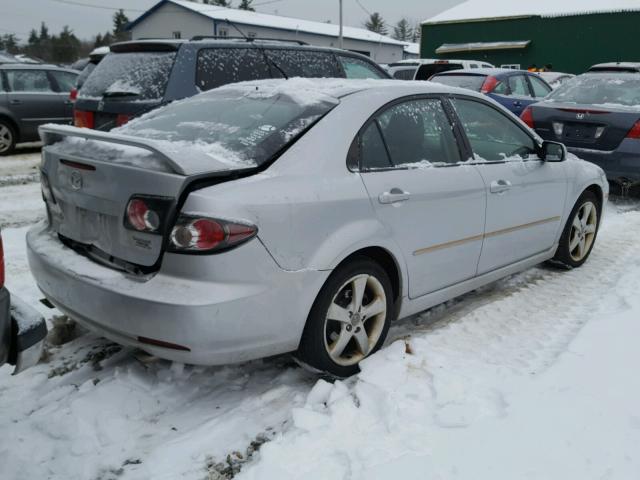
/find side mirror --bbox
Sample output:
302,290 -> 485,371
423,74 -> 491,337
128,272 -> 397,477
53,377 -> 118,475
540,140 -> 566,162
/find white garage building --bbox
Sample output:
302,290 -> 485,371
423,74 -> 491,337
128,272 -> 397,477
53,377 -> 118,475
126,0 -> 406,64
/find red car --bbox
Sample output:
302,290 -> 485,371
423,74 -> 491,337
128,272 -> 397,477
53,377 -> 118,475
0,229 -> 47,374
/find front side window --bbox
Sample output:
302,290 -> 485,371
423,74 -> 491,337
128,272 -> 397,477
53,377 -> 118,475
451,98 -> 537,161
5,70 -> 53,92
508,75 -> 532,97
339,56 -> 386,79
196,48 -> 272,91
360,98 -> 461,170
266,49 -> 341,78
529,75 -> 552,98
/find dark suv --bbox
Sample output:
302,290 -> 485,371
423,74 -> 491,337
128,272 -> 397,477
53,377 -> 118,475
74,38 -> 390,131
0,64 -> 78,155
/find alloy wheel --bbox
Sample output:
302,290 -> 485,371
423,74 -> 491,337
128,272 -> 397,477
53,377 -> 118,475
0,124 -> 13,153
569,201 -> 598,262
323,274 -> 387,366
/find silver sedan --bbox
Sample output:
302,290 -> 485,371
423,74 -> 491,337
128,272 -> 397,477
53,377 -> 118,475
28,78 -> 608,377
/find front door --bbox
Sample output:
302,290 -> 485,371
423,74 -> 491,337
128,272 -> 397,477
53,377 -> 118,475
357,97 -> 487,298
450,97 -> 568,274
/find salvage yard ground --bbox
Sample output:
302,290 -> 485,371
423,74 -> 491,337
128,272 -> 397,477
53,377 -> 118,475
0,151 -> 638,480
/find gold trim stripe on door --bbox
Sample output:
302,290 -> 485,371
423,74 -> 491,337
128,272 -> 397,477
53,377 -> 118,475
413,216 -> 562,256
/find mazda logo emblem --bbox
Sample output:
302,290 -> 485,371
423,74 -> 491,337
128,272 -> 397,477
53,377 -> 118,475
69,170 -> 83,191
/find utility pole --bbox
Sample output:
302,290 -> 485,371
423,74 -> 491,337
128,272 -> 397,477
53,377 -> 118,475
339,0 -> 344,49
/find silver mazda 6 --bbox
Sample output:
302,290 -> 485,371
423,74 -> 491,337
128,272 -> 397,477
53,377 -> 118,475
28,78 -> 608,376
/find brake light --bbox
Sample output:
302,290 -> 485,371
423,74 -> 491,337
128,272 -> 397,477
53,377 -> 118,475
74,110 -> 94,129
480,76 -> 499,93
69,88 -> 78,102
124,196 -> 172,234
115,114 -> 130,127
169,216 -> 257,253
626,120 -> 640,139
0,234 -> 5,289
520,106 -> 535,128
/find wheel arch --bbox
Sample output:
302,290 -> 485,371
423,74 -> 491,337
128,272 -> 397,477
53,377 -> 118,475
0,112 -> 19,141
583,183 -> 604,210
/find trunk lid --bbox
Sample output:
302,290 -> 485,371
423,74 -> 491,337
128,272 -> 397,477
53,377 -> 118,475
532,102 -> 640,151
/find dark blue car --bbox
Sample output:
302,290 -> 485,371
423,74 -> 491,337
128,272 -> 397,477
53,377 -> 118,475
430,68 -> 553,116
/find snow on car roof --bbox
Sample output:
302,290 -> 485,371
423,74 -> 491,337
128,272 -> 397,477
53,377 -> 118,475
150,0 -> 406,46
425,0 -> 640,24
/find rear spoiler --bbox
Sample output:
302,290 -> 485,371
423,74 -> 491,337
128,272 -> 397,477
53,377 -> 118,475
39,124 -> 205,176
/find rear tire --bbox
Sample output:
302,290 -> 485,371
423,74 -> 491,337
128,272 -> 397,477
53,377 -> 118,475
0,121 -> 16,156
550,191 -> 600,268
296,256 -> 395,378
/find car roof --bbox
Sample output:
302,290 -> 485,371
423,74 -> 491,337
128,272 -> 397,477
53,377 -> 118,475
588,62 -> 640,72
0,63 -> 77,73
433,67 -> 522,76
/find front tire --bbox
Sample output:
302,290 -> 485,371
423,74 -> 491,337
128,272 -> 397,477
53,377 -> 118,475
551,191 -> 600,268
0,121 -> 16,156
296,257 -> 394,377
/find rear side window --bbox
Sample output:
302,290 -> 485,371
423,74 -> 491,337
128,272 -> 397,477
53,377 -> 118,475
529,75 -> 552,98
80,52 -> 176,100
360,123 -> 393,169
392,69 -> 416,80
338,56 -> 386,79
197,48 -> 272,91
266,49 -> 341,78
452,98 -> 537,161
5,70 -> 54,92
415,63 -> 463,81
431,74 -> 486,92
50,71 -> 77,92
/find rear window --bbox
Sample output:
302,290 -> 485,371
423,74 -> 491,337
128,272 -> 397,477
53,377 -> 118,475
118,85 -> 338,168
392,68 -> 416,80
547,74 -> 640,108
415,63 -> 463,81
79,51 -> 176,101
265,49 -> 341,78
431,74 -> 486,91
196,48 -> 272,91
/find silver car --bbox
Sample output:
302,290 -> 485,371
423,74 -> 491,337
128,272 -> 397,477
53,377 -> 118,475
28,79 -> 608,377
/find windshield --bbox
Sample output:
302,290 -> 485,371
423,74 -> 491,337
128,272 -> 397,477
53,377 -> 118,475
431,74 -> 486,91
117,86 -> 339,168
547,74 -> 640,108
79,51 -> 176,101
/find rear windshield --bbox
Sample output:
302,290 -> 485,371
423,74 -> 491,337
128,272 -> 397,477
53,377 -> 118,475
415,63 -> 463,81
79,52 -> 176,101
431,74 -> 485,91
547,74 -> 640,108
392,68 -> 417,80
76,62 -> 96,88
118,85 -> 338,168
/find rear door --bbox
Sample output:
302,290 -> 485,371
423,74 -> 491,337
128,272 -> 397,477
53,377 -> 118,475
505,74 -> 534,115
49,70 -> 78,120
357,96 -> 487,298
4,69 -> 66,139
450,97 -> 567,273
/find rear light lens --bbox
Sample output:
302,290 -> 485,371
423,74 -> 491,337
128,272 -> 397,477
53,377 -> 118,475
74,109 -> 94,129
480,76 -> 499,93
626,120 -> 640,139
520,106 -> 535,128
69,88 -> 78,102
115,114 -> 130,127
124,196 -> 172,234
169,216 -> 257,253
0,234 -> 5,289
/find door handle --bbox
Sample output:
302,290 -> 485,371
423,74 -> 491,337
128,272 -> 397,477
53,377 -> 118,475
513,100 -> 522,107
9,99 -> 22,105
378,188 -> 410,204
490,179 -> 512,194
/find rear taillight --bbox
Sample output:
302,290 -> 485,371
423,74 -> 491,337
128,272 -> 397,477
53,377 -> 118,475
480,76 -> 499,93
0,234 -> 5,289
520,106 -> 535,128
69,88 -> 78,102
116,114 -> 130,127
124,196 -> 172,234
169,216 -> 257,253
74,110 -> 94,129
626,120 -> 640,139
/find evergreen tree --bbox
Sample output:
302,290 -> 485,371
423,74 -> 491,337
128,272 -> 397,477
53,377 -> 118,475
113,9 -> 130,42
0,34 -> 19,54
238,0 -> 254,11
411,22 -> 422,43
392,18 -> 412,41
202,0 -> 231,5
94,33 -> 103,49
51,26 -> 80,63
364,13 -> 387,35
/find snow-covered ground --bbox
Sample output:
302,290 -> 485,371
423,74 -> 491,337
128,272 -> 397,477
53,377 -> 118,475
1,151 -> 639,480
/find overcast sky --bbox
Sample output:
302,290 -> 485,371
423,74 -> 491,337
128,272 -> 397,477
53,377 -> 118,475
1,0 -> 463,41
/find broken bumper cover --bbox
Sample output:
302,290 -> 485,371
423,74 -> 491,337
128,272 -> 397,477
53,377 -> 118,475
0,287 -> 47,374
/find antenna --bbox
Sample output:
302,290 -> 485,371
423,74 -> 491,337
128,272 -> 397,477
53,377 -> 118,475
223,18 -> 289,80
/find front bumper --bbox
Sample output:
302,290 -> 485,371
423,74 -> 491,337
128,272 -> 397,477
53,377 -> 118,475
27,223 -> 329,365
568,140 -> 640,183
0,287 -> 47,374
